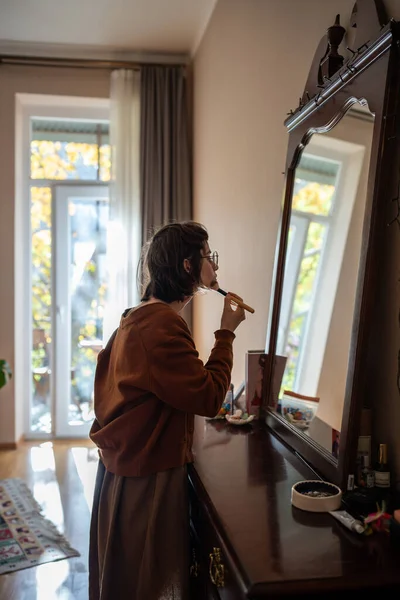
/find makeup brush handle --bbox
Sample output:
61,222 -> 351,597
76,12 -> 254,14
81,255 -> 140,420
233,299 -> 255,314
217,288 -> 255,314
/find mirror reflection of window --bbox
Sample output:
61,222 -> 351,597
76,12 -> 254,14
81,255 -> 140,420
272,106 -> 375,452
277,154 -> 340,393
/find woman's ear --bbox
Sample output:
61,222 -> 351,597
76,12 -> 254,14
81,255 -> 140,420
183,258 -> 191,274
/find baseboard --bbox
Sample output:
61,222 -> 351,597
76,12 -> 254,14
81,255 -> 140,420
0,442 -> 17,450
0,435 -> 24,451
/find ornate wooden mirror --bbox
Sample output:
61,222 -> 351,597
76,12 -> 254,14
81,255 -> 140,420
263,0 -> 400,489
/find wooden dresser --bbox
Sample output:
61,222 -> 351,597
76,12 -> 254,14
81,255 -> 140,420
188,417 -> 400,598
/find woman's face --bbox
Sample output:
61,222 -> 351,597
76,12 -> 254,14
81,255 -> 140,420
200,242 -> 219,289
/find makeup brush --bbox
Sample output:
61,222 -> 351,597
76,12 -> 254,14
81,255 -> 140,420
216,288 -> 255,314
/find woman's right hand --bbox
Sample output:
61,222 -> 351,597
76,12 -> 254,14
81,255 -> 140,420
220,292 -> 246,332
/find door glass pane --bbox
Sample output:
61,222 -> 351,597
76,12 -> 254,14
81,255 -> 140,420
31,187 -> 52,433
281,313 -> 307,392
69,198 -> 109,426
280,222 -> 326,395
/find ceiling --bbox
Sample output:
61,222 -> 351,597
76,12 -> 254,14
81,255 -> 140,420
0,0 -> 218,57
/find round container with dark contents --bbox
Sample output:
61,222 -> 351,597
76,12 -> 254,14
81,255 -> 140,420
291,480 -> 342,512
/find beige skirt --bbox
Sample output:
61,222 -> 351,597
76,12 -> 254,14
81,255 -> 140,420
89,460 -> 190,600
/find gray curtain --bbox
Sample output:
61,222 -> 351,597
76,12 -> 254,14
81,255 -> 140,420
140,65 -> 192,242
139,65 -> 193,327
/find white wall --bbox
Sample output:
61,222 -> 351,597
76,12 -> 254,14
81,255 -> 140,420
192,0 -> 357,388
0,66 -> 110,444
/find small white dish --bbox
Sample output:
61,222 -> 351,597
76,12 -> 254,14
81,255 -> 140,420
281,391 -> 319,430
225,414 -> 255,426
291,480 -> 342,512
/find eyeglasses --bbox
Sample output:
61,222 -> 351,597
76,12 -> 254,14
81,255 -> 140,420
203,251 -> 219,266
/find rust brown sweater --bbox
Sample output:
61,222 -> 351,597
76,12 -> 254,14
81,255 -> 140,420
89,303 -> 235,477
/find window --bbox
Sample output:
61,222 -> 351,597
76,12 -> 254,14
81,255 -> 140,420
30,119 -> 110,434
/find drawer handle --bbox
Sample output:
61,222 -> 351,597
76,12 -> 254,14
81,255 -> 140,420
209,547 -> 225,587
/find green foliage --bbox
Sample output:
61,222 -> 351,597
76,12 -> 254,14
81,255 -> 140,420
0,360 -> 12,390
31,140 -> 111,181
292,180 -> 335,216
31,187 -> 52,336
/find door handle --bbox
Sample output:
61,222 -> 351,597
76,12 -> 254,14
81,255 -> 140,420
56,305 -> 65,323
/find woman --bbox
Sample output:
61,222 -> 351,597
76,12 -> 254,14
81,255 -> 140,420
89,221 -> 246,600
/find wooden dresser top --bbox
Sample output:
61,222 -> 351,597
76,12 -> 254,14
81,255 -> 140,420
189,417 -> 400,595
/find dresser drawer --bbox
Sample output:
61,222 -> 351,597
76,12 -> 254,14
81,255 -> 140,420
189,479 -> 245,600
190,524 -> 220,600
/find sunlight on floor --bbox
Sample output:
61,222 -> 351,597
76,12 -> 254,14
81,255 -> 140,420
29,442 -> 98,517
71,447 -> 98,511
36,559 -> 70,600
30,443 -> 56,472
30,444 -> 65,532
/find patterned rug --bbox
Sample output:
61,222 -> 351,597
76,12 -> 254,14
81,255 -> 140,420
0,478 -> 80,575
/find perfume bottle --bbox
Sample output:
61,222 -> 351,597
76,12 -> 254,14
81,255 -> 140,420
360,454 -> 374,488
374,443 -> 391,489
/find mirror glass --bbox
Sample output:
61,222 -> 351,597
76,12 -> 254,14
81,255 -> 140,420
269,104 -> 374,459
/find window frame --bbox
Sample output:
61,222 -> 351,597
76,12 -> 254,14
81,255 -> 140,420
15,93 -> 110,439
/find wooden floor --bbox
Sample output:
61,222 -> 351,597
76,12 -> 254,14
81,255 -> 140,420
0,439 -> 98,600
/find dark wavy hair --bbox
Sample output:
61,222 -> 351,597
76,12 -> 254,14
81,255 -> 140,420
140,221 -> 209,303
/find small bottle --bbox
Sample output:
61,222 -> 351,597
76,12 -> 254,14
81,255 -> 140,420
374,443 -> 391,489
360,454 -> 374,488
